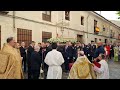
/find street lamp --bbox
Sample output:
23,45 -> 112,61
56,11 -> 69,38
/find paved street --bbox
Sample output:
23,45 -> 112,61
108,59 -> 120,79
24,59 -> 120,79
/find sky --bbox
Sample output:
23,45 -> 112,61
95,11 -> 120,20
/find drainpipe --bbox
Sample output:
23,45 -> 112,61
13,11 -> 16,40
13,11 -> 15,31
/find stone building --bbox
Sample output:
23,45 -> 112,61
0,11 -> 120,48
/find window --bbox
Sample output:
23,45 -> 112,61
81,16 -> 84,25
0,26 -> 1,49
17,28 -> 32,47
105,39 -> 107,43
103,25 -> 105,31
110,30 -> 113,38
94,20 -> 97,27
94,20 -> 98,34
42,11 -> 51,22
65,11 -> 70,20
42,31 -> 52,42
95,38 -> 97,43
113,32 -> 115,37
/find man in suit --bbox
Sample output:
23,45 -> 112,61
44,42 -> 52,79
63,41 -> 73,72
109,43 -> 114,59
73,42 -> 82,61
30,45 -> 42,79
38,42 -> 48,79
45,42 -> 52,54
20,42 -> 27,72
93,42 -> 105,61
91,41 -> 96,61
27,41 -> 35,79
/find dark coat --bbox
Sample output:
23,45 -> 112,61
20,46 -> 26,59
27,46 -> 34,63
72,46 -> 82,60
94,46 -> 105,58
45,45 -> 52,55
110,45 -> 114,55
91,45 -> 96,57
83,45 -> 88,56
63,46 -> 73,59
57,45 -> 64,56
30,51 -> 42,71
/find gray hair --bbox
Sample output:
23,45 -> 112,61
34,45 -> 40,51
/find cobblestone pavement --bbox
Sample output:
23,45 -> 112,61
24,59 -> 120,79
108,59 -> 120,79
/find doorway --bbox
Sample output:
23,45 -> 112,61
77,34 -> 83,43
42,31 -> 52,42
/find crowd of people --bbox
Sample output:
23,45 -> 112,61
0,36 -> 120,79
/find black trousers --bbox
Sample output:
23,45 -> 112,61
28,64 -> 32,79
44,63 -> 48,79
64,57 -> 70,71
110,51 -> 114,59
87,56 -> 92,63
22,56 -> 27,72
31,70 -> 40,79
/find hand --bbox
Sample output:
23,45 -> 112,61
73,57 -> 75,60
67,57 -> 70,59
21,57 -> 23,60
93,58 -> 97,62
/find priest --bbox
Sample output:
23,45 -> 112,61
0,37 -> 24,79
68,51 -> 96,79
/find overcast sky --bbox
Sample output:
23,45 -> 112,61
95,11 -> 120,20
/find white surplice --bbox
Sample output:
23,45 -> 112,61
44,49 -> 64,79
94,60 -> 109,79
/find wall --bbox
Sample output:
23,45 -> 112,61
0,11 -> 120,48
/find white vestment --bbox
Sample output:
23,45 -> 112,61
44,49 -> 64,79
94,60 -> 109,79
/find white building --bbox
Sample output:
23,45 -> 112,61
0,11 -> 120,49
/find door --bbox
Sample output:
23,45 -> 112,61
77,34 -> 83,43
42,31 -> 52,42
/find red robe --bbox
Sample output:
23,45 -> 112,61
105,45 -> 110,55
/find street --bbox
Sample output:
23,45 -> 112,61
24,59 -> 120,79
108,59 -> 120,79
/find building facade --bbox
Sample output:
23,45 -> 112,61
0,11 -> 120,48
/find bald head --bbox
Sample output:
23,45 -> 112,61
34,45 -> 40,52
6,37 -> 16,47
97,42 -> 103,47
79,51 -> 85,56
